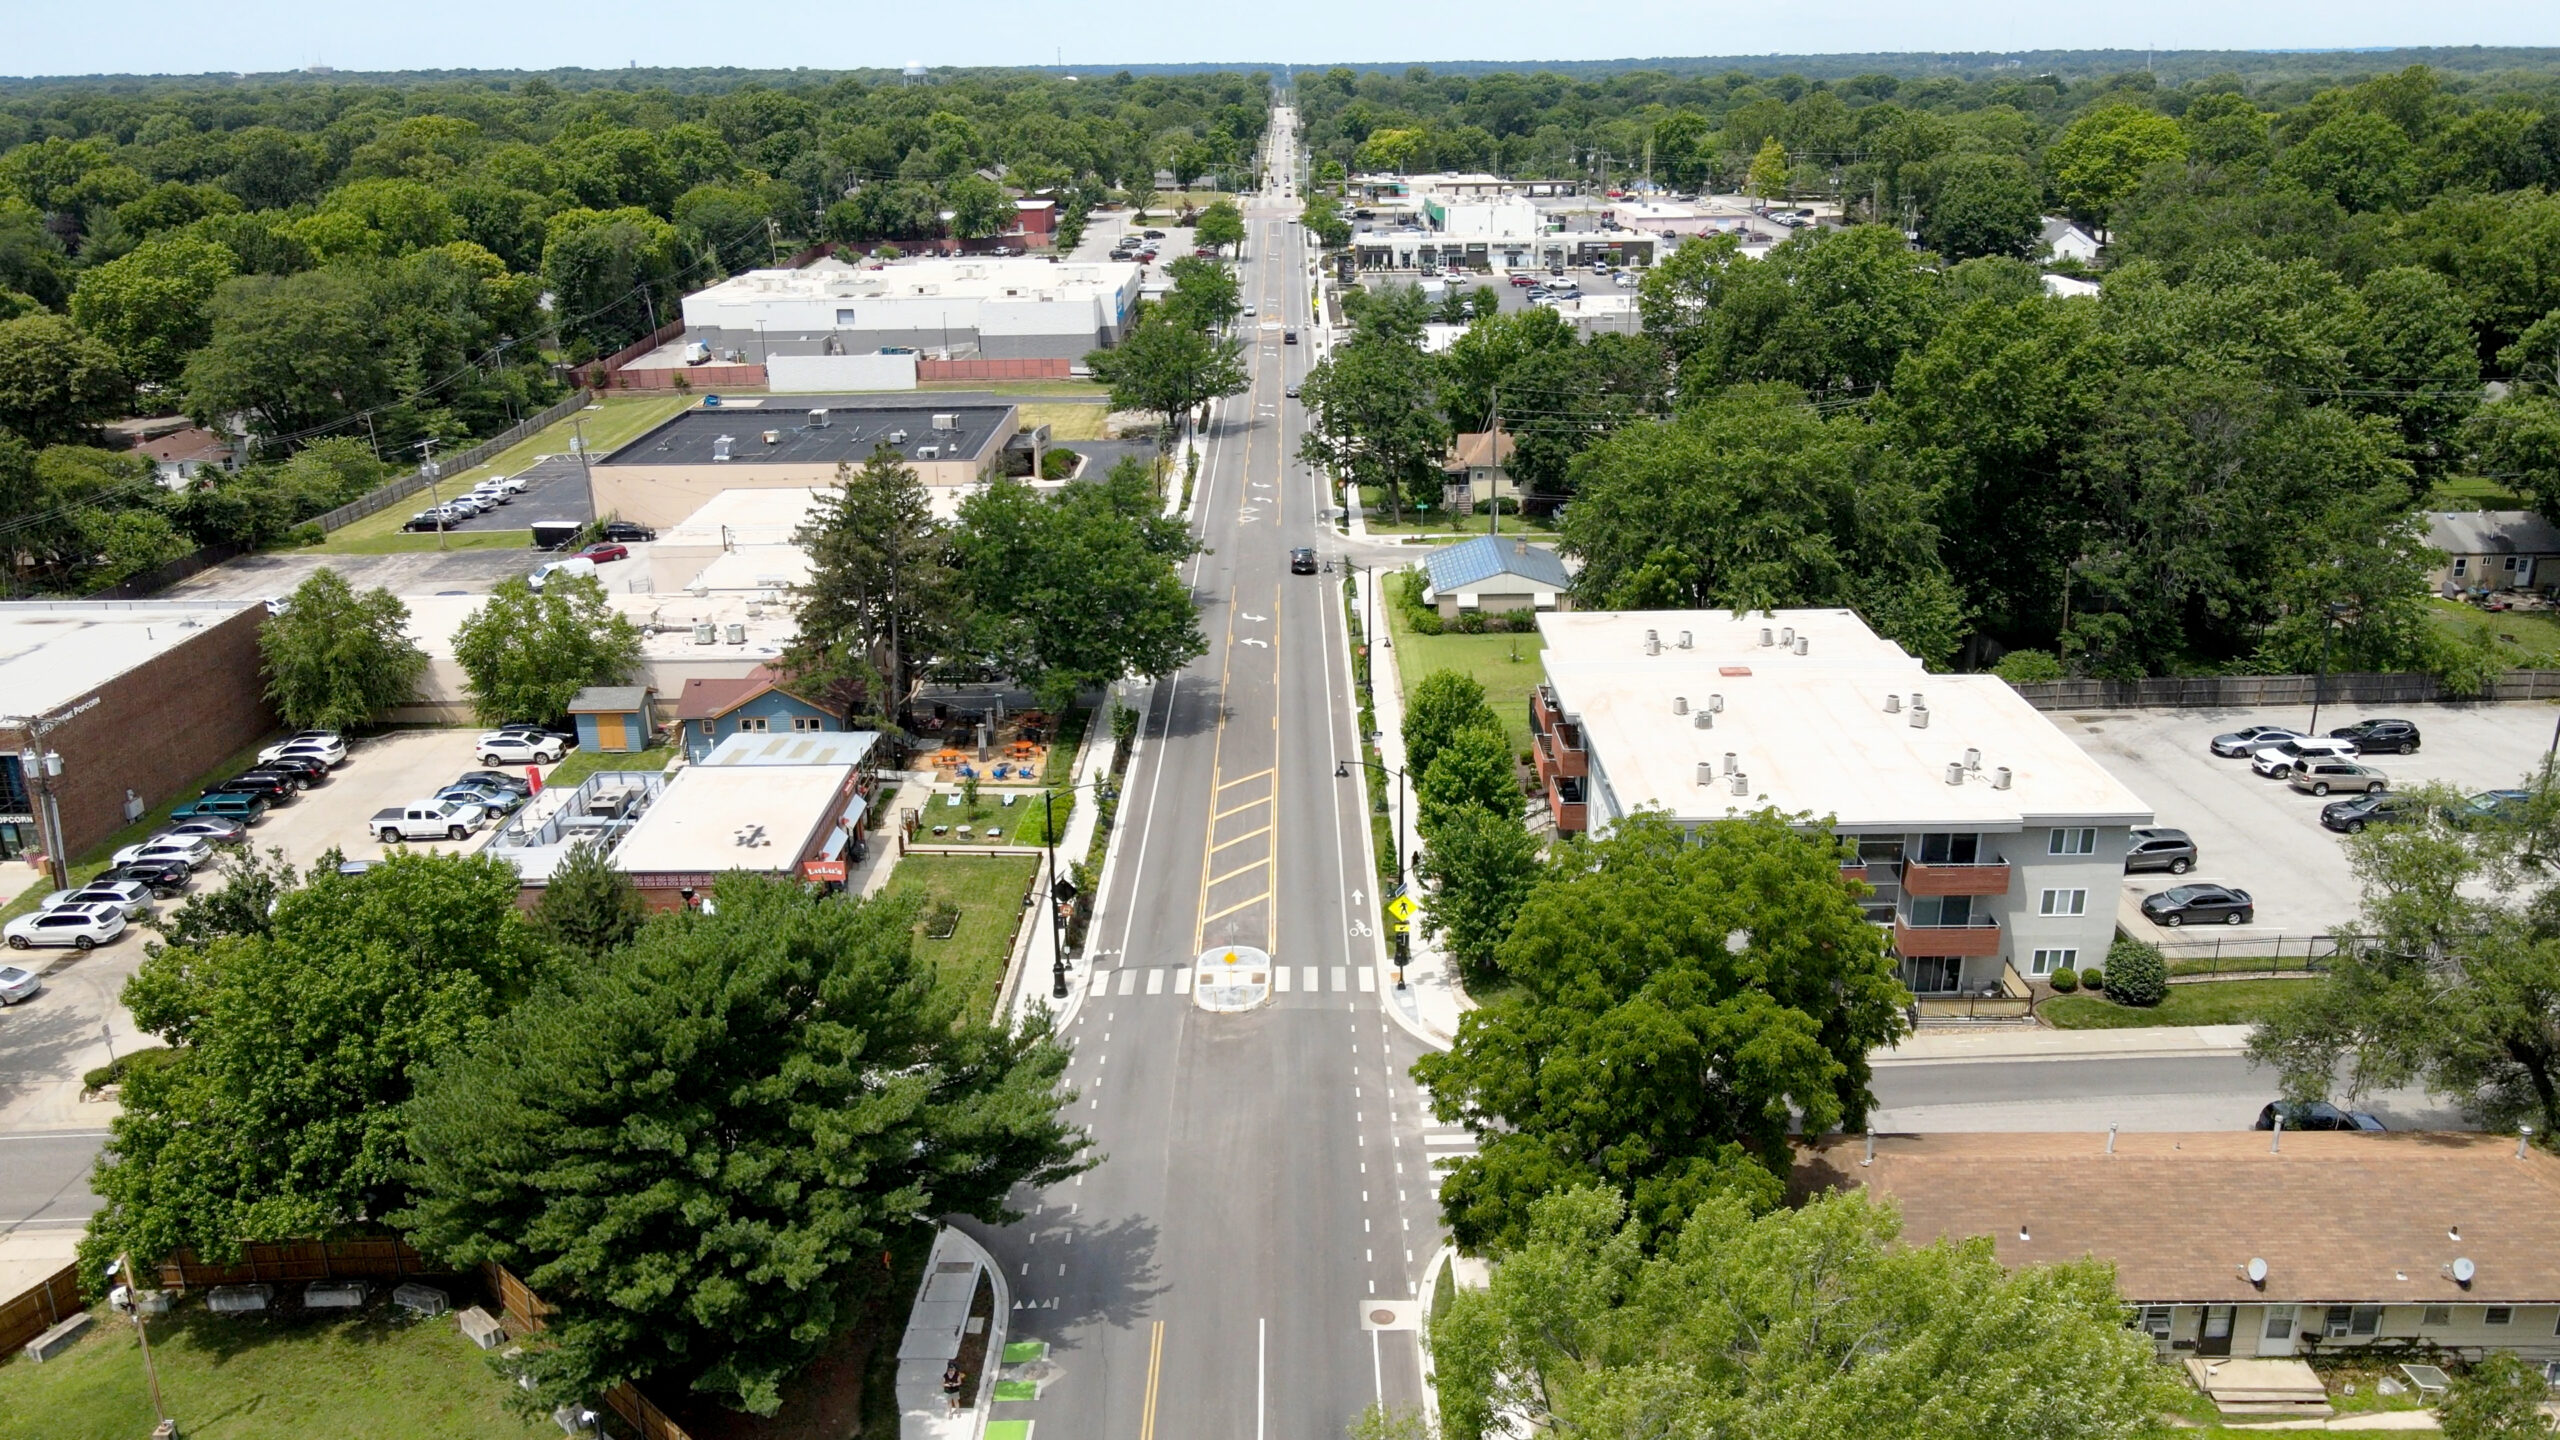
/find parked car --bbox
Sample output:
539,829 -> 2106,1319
2327,718 -> 2422,755
492,722 -> 578,748
467,485 -> 512,506
169,793 -> 267,825
5,902 -> 125,951
2322,793 -> 2420,833
2255,1100 -> 2385,1132
579,542 -> 630,563
0,963 -> 40,1002
260,731 -> 347,766
156,817 -> 248,845
2123,827 -> 2196,874
437,783 -> 524,815
2210,724 -> 2305,758
2141,883 -> 2255,927
1290,547 -> 1319,575
404,510 -> 457,532
2250,736 -> 2358,778
38,880 -> 155,920
455,769 -> 534,796
96,859 -> 194,896
478,732 -> 568,766
256,754 -> 331,786
479,475 -> 527,497
113,836 -> 213,871
1143,228 -> 1166,239
598,521 -> 657,543
209,771 -> 301,800
1509,272 -> 1537,286
2289,759 -> 2389,796
2446,789 -> 2534,829
373,800 -> 489,844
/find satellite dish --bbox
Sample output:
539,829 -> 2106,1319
2453,1257 -> 2477,1286
2246,1257 -> 2269,1285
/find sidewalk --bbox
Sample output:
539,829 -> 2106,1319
1873,1024 -> 2256,1066
896,1226 -> 1008,1440
1347,563 -> 1469,1050
1002,682 -> 1130,1035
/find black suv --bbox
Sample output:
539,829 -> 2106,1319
2322,793 -> 2418,833
208,772 -> 299,801
2328,718 -> 2421,754
1290,547 -> 1318,575
96,859 -> 193,897
257,754 -> 330,786
598,521 -> 657,543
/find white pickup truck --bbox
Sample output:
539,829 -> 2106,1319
371,800 -> 487,844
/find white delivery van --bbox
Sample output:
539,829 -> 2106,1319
528,556 -> 598,590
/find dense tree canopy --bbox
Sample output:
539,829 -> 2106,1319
451,573 -> 645,727
258,566 -> 429,731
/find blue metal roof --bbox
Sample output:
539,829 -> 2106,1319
1425,536 -> 1571,593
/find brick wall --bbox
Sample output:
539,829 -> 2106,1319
0,606 -> 276,860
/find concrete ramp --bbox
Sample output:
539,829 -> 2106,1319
2186,1357 -> 2334,1417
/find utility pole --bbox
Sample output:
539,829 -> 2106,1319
7,695 -> 99,890
1487,382 -> 1501,538
414,437 -> 446,551
109,1253 -> 170,1432
570,418 -> 597,526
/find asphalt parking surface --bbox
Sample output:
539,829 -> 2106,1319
2053,702 -> 2560,945
401,452 -> 594,535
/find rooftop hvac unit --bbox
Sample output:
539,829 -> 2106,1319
1643,634 -> 1660,656
1645,628 -> 1659,646
692,622 -> 716,645
931,412 -> 960,431
712,435 -> 735,462
1759,627 -> 1773,647
1945,762 -> 1964,786
808,408 -> 830,427
1780,626 -> 1795,646
1794,637 -> 1809,656
1673,696 -> 1688,714
1993,766 -> 2013,790
763,430 -> 781,445
1723,751 -> 1737,774
1908,703 -> 1930,730
1964,748 -> 1982,771
1884,693 -> 1901,713
1707,693 -> 1723,712
1911,691 -> 1924,709
725,623 -> 747,645
745,602 -> 763,619
1693,711 -> 1713,729
1729,772 -> 1749,796
1696,761 -> 1713,786
888,429 -> 909,444
1677,630 -> 1693,649
916,445 -> 939,459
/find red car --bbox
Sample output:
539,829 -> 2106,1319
580,542 -> 630,563
1508,273 -> 1537,286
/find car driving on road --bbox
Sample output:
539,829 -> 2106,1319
2141,883 -> 2254,927
1290,547 -> 1318,575
2255,1100 -> 2384,1132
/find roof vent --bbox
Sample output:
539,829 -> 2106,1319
1707,693 -> 1723,712
1964,748 -> 1982,772
1794,637 -> 1809,656
1759,627 -> 1773,647
1677,630 -> 1693,649
1696,761 -> 1713,786
1729,772 -> 1749,796
2452,1257 -> 2476,1289
1672,695 -> 1688,715
1909,703 -> 1931,730
1993,766 -> 2013,790
1694,710 -> 1713,729
1884,693 -> 1901,713
1945,762 -> 1964,786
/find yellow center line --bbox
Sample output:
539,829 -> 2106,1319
1139,1319 -> 1164,1440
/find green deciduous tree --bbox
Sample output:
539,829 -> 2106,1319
1416,806 -> 1543,984
451,574 -> 644,727
2047,104 -> 2190,232
258,567 -> 428,732
0,312 -> 129,446
396,873 -> 1092,1416
1416,722 -> 1519,837
1920,154 -> 2045,262
1412,810 -> 1907,1253
2466,392 -> 2560,519
953,469 -> 1205,707
85,852 -> 550,1272
1194,199 -> 1245,256
942,174 -> 1013,241
2439,1353 -> 2558,1440
1297,304 -> 1445,524
182,268 -> 383,442
69,235 -> 238,387
1429,1185 -> 2177,1440
1084,307 -> 1248,444
790,445 -> 964,730
1402,669 -> 1494,779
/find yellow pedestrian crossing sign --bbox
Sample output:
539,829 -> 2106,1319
1385,892 -> 1416,923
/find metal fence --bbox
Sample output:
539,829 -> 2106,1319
84,541 -> 247,599
2154,933 -> 2341,978
308,388 -> 594,534
2011,671 -> 2560,711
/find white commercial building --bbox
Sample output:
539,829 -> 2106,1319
1529,609 -> 2152,1004
678,256 -> 1144,362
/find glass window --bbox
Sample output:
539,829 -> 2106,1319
1916,833 -> 1980,864
2047,827 -> 2096,855
2263,1305 -> 2296,1341
2350,1306 -> 2381,1336
2423,1306 -> 2451,1327
2039,889 -> 2088,917
0,755 -> 26,813
2030,948 -> 2077,976
792,716 -> 824,732
1902,957 -> 1962,994
1908,895 -> 1973,927
2324,1306 -> 2353,1338
2454,557 -> 2469,576
737,717 -> 769,733
2487,1307 -> 2512,1325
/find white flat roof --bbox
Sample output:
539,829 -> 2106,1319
404,591 -> 800,666
0,600 -> 255,719
691,257 -> 1138,306
1540,610 -> 2152,832
610,762 -> 851,874
664,487 -> 829,548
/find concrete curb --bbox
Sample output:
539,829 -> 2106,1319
1870,1023 -> 2259,1066
1338,564 -> 1450,1053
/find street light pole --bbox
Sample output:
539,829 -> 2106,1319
2307,602 -> 2350,737
1040,775 -> 1120,1001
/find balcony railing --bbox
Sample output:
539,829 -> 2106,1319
1548,774 -> 1589,834
1893,915 -> 2004,958
1902,859 -> 2013,897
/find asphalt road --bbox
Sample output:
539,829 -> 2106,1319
958,106 -> 1441,1437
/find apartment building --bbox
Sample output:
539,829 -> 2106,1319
1529,609 -> 2152,1001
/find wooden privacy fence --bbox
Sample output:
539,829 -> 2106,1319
0,1264 -> 82,1355
485,1263 -> 696,1440
602,362 -> 765,391
307,388 -> 595,534
919,357 -> 1071,382
152,1236 -> 435,1291
2010,670 -> 2560,711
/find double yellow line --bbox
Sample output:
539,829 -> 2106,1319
1139,1319 -> 1165,1440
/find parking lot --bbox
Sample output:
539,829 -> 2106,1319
2054,701 -> 2560,945
402,452 -> 594,535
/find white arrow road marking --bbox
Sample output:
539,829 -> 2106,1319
1241,612 -> 1268,622
1240,638 -> 1270,648
1351,889 -> 1365,905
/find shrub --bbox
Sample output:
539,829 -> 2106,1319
1042,447 -> 1081,480
1993,649 -> 2066,685
2048,967 -> 2079,993
2103,938 -> 2168,1006
83,1045 -> 178,1093
2078,966 -> 2104,994
288,522 -> 324,547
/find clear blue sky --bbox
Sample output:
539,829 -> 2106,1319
7,0 -> 2555,78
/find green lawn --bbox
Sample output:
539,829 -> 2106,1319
883,853 -> 1039,1020
2429,474 -> 2525,509
0,1302 -> 551,1440
2425,596 -> 2560,665
543,742 -> 675,791
918,789 -> 1071,847
1381,592 -> 1546,759
1355,486 -> 1557,538
316,394 -> 691,548
2042,978 -> 2313,1029
1018,403 -> 1110,441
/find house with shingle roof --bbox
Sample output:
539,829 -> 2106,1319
1799,1131 -> 2560,1371
2425,511 -> 2560,596
672,664 -> 844,760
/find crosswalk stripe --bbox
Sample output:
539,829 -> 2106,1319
1145,969 -> 1164,995
1330,965 -> 1347,992
1118,969 -> 1137,995
1357,967 -> 1375,992
1302,965 -> 1317,991
1174,968 -> 1193,994
1274,966 -> 1292,993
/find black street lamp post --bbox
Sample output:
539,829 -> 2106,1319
1042,777 -> 1121,1000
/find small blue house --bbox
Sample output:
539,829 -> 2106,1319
567,685 -> 656,753
674,665 -> 844,761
